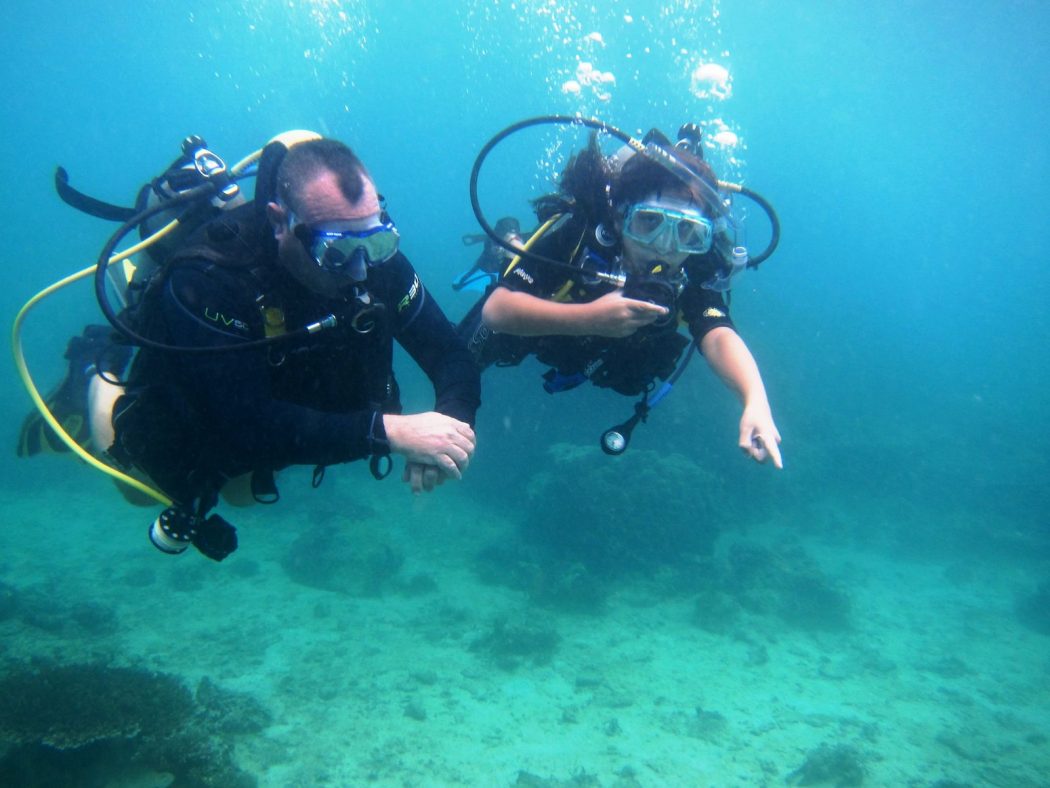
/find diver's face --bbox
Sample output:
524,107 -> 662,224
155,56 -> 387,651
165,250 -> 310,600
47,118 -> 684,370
268,169 -> 382,294
618,189 -> 705,272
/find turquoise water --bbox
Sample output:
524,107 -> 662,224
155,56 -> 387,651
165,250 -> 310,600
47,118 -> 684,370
1,1 -> 1048,785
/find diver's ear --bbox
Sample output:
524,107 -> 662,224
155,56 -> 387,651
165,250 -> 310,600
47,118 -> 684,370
266,201 -> 286,235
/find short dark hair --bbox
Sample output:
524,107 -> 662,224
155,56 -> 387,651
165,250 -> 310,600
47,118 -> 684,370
275,139 -> 367,213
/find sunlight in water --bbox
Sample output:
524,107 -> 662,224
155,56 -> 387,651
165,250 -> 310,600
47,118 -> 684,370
461,0 -> 746,182
295,0 -> 375,59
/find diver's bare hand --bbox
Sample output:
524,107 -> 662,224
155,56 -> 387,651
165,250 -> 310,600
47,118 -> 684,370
383,412 -> 475,481
738,405 -> 783,469
402,461 -> 446,494
585,291 -> 669,337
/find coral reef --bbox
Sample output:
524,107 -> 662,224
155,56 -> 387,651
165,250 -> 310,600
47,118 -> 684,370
475,443 -> 731,610
522,444 -> 723,577
725,541 -> 852,632
474,542 -> 608,614
687,540 -> 852,636
691,588 -> 743,634
469,616 -> 561,671
0,662 -> 262,787
281,522 -> 404,597
0,664 -> 193,750
515,767 -> 602,786
786,743 -> 866,786
195,676 -> 273,734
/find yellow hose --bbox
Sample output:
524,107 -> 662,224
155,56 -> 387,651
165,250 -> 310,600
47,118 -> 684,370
9,140 -> 280,507
11,264 -> 173,506
502,216 -> 560,278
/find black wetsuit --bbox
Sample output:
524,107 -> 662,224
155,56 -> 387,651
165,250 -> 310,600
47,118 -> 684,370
461,214 -> 735,396
112,204 -> 480,506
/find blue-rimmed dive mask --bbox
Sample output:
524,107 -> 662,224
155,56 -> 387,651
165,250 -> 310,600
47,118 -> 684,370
287,208 -> 400,283
622,202 -> 716,256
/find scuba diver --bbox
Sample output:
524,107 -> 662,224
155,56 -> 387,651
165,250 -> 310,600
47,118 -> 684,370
16,133 -> 480,561
453,216 -> 525,292
459,118 -> 782,466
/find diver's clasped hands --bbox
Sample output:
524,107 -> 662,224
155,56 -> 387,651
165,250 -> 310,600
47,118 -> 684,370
583,290 -> 669,338
383,412 -> 476,494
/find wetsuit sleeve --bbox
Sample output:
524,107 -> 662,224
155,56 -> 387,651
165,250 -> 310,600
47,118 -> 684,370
157,263 -> 383,467
678,282 -> 736,343
379,254 -> 481,425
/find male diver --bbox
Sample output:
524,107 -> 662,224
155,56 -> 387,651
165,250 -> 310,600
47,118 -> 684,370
18,135 -> 480,560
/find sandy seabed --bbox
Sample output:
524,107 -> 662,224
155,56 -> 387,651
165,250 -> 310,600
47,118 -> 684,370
1,463 -> 1047,787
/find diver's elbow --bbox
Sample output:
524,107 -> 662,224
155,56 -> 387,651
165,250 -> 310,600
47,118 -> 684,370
481,292 -> 512,332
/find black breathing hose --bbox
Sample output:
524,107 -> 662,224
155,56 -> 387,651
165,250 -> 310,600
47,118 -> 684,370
469,114 -> 781,275
93,175 -> 328,355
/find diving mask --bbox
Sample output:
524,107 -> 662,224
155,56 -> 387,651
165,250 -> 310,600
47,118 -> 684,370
623,203 -> 716,255
290,211 -> 400,280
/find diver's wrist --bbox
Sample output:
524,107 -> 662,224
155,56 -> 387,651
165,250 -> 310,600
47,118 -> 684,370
368,411 -> 391,457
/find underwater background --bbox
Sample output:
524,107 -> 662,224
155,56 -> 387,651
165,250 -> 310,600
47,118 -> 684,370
1,1 -> 1047,785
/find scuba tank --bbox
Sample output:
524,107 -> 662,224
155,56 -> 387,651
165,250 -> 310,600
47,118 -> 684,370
56,135 -> 247,310
134,135 -> 245,263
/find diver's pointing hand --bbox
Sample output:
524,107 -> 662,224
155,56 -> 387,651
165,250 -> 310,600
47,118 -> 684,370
738,405 -> 783,470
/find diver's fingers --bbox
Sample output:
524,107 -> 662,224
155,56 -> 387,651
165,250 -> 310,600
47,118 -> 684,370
765,434 -> 784,469
421,465 -> 440,492
435,453 -> 464,481
744,437 -> 767,463
453,422 -> 477,451
446,442 -> 472,473
627,301 -> 670,328
404,463 -> 425,493
624,299 -> 670,317
404,462 -> 448,493
745,433 -> 784,469
740,425 -> 764,460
